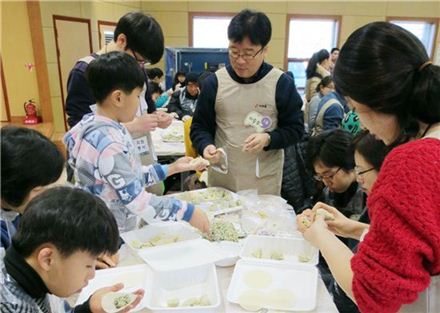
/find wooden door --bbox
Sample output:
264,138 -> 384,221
53,15 -> 92,130
1,57 -> 11,122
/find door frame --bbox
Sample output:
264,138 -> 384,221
1,55 -> 11,122
53,15 -> 92,130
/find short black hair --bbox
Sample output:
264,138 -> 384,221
306,129 -> 355,172
114,12 -> 164,64
13,187 -> 119,258
334,22 -> 440,143
146,67 -> 164,80
86,51 -> 144,102
316,76 -> 333,93
185,72 -> 199,84
353,131 -> 390,172
228,9 -> 271,47
331,47 -> 340,54
149,82 -> 163,95
1,126 -> 64,207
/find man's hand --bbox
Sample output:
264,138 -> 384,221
125,114 -> 158,133
203,145 -> 221,164
243,133 -> 270,153
89,283 -> 144,313
95,252 -> 119,269
154,110 -> 172,129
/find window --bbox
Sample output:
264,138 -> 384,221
388,18 -> 438,58
190,14 -> 233,48
286,16 -> 340,90
104,31 -> 114,45
98,21 -> 116,49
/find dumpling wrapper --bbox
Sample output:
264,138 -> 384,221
190,156 -> 210,167
315,208 -> 335,221
101,291 -> 137,313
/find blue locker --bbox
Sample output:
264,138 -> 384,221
165,47 -> 230,89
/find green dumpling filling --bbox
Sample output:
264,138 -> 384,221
114,294 -> 131,309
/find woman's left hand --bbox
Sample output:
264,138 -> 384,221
297,209 -> 331,248
302,215 -> 330,248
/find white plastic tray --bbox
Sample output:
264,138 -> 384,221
161,124 -> 184,142
137,239 -> 224,271
170,187 -> 243,216
75,264 -> 150,312
240,235 -> 319,266
211,240 -> 243,267
120,222 -> 201,252
227,259 -> 318,311
145,263 -> 221,313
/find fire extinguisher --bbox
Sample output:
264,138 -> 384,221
23,99 -> 39,125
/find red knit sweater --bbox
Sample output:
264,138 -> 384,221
351,138 -> 440,312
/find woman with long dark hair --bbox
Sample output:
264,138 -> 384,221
298,22 -> 440,312
305,49 -> 331,101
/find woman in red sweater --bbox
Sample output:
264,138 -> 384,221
297,22 -> 440,312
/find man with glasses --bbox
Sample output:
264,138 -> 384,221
191,9 -> 303,195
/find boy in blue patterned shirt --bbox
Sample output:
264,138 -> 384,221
64,52 -> 210,234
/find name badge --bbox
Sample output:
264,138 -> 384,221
244,111 -> 272,133
133,136 -> 150,155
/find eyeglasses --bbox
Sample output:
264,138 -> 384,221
228,47 -> 264,61
313,167 -> 341,182
355,166 -> 375,176
129,48 -> 149,66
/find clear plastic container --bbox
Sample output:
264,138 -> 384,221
120,222 -> 201,252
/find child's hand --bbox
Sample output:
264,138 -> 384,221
182,115 -> 191,122
96,252 -> 119,269
127,114 -> 158,133
155,111 -> 173,128
168,157 -> 195,175
89,283 -> 144,313
189,157 -> 210,172
188,207 -> 210,234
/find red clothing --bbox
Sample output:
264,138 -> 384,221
352,138 -> 440,313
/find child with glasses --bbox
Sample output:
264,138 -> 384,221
305,129 -> 366,312
302,131 -> 389,312
306,129 -> 365,219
